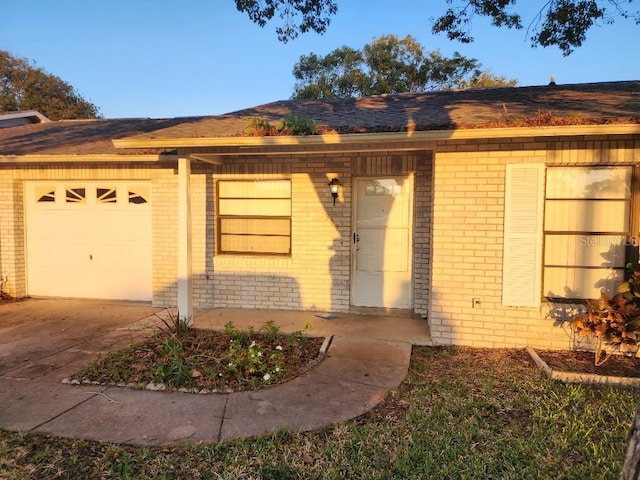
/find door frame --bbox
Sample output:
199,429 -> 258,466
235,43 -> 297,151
350,175 -> 415,309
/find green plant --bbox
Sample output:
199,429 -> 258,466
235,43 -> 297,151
276,113 -> 318,135
261,320 -> 281,343
156,310 -> 189,337
573,268 -> 640,365
243,114 -> 318,136
154,335 -> 192,387
244,116 -> 275,136
224,321 -> 253,346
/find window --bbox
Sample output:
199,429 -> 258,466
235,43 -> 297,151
217,180 -> 291,255
65,188 -> 86,204
128,187 -> 149,204
97,188 -> 117,204
36,187 -> 55,203
543,167 -> 633,299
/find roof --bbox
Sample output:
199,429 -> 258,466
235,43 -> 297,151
0,110 -> 50,129
1,81 -> 639,157
0,117 -> 190,156
123,81 -> 640,142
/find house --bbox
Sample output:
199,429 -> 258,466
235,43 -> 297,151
1,81 -> 639,350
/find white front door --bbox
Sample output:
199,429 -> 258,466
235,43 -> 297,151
352,176 -> 413,309
25,182 -> 152,301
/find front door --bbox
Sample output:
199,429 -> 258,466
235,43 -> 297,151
352,176 -> 413,309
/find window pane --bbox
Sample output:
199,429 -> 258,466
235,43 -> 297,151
129,187 -> 150,204
36,186 -> 55,203
221,218 -> 290,235
219,199 -> 291,216
544,235 -> 626,268
97,188 -> 117,204
218,180 -> 291,199
66,188 -> 86,204
545,200 -> 630,232
544,267 -> 624,299
546,167 -> 631,199
220,234 -> 290,254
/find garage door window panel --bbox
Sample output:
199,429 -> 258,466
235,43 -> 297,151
66,188 -> 86,204
128,187 -> 149,204
97,188 -> 117,204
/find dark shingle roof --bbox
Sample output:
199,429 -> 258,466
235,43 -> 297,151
132,81 -> 640,140
0,117 -> 190,155
1,81 -> 638,156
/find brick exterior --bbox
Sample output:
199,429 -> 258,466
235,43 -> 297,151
2,134 -> 640,351
178,150 -> 434,313
429,135 -> 640,350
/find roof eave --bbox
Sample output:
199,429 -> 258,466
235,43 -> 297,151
0,153 -> 178,164
112,124 -> 640,150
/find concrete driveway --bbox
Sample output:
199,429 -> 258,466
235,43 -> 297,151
0,298 -> 163,382
0,298 -> 413,445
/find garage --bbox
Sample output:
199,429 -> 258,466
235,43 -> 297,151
25,182 -> 152,301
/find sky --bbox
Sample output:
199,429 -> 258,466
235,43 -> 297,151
3,1 -> 639,119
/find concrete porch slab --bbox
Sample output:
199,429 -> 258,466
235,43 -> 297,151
192,308 -> 432,345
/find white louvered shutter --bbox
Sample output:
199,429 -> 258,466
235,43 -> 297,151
502,164 -> 545,307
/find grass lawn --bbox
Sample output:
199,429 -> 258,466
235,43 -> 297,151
1,345 -> 639,479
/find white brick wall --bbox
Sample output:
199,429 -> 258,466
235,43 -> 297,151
429,135 -> 640,350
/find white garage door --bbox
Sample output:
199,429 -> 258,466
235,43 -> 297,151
25,182 -> 152,301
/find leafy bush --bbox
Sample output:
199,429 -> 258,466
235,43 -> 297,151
243,114 -> 318,136
276,113 -> 318,135
573,268 -> 640,365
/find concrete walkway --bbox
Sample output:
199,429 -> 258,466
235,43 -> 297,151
0,299 -> 428,446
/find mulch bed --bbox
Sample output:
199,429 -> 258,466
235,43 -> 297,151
535,349 -> 640,378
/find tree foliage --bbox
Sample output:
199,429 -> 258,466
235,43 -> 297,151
234,0 -> 337,42
236,0 -> 639,55
292,34 -> 517,99
0,50 -> 100,120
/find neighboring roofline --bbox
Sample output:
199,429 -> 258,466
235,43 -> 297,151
0,110 -> 50,124
0,153 -> 178,164
112,124 -> 640,150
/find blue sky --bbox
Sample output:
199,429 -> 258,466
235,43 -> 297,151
3,1 -> 638,119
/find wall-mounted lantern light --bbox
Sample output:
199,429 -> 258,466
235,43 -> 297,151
328,177 -> 341,206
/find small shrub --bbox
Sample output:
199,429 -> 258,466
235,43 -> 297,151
243,114 -> 318,136
276,113 -> 318,135
261,320 -> 281,343
573,268 -> 640,365
157,310 -> 189,337
244,116 -> 274,136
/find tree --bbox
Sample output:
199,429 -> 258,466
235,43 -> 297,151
0,50 -> 100,120
236,0 -> 639,55
234,0 -> 337,42
291,34 -> 517,99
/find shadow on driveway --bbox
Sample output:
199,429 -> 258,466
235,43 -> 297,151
0,298 -> 163,381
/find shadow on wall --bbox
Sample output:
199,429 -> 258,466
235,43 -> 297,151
153,274 -> 302,311
210,273 -> 303,311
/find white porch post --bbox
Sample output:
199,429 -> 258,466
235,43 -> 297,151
177,156 -> 193,322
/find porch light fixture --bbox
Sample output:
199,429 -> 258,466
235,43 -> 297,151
328,178 -> 341,206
